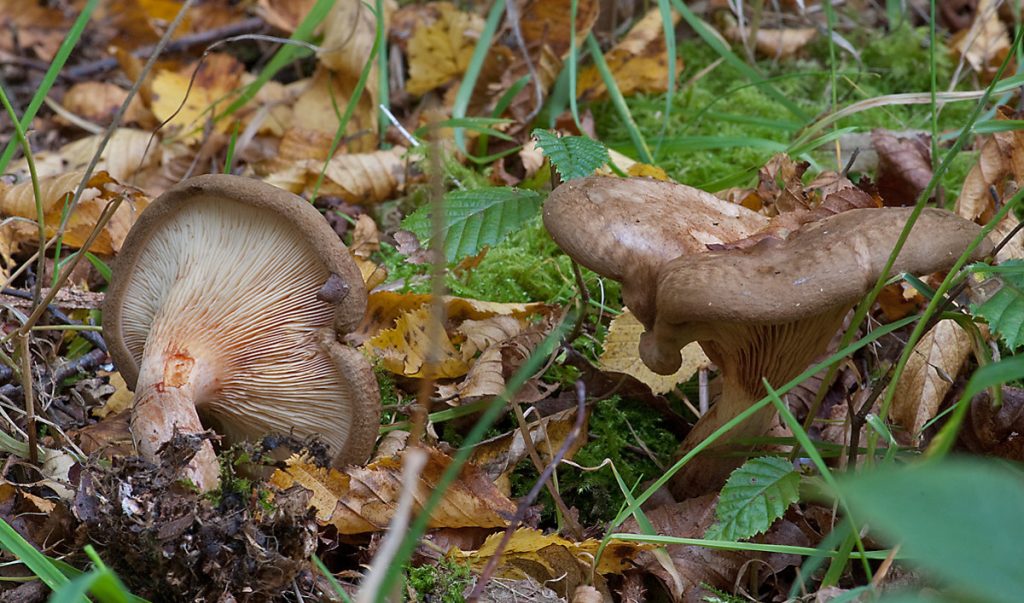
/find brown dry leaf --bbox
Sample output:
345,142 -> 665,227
319,0 -> 393,92
622,495 -> 807,601
460,316 -> 524,358
60,82 -> 153,128
471,406 -> 586,489
71,410 -> 135,458
150,53 -> 245,141
484,0 -> 599,126
577,7 -> 683,100
405,3 -> 484,96
950,0 -> 1011,78
305,146 -> 408,202
270,448 -> 515,534
289,69 -> 377,153
352,291 -> 552,344
598,309 -> 710,395
872,130 -> 933,206
349,214 -> 380,259
757,154 -> 810,214
723,19 -> 817,58
364,306 -> 470,378
258,0 -> 318,32
56,128 -> 160,183
892,319 -> 972,444
0,0 -> 69,60
454,528 -> 649,599
0,170 -> 149,255
955,107 -> 1024,261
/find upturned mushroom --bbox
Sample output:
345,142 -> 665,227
544,176 -> 991,497
104,174 -> 381,491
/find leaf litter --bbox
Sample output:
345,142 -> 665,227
0,0 -> 1021,601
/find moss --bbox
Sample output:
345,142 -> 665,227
405,557 -> 473,602
512,396 -> 678,527
444,218 -> 572,303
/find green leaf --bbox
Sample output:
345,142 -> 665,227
531,130 -> 609,181
839,459 -> 1024,603
971,259 -> 1024,349
705,456 -> 799,541
401,187 -> 543,263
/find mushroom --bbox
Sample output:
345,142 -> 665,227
103,174 -> 381,491
544,176 -> 991,497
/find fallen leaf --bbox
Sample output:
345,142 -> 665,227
872,129 -> 933,206
949,0 -> 1011,78
270,447 -> 515,534
622,494 -> 807,601
352,291 -> 552,344
725,21 -> 818,58
405,2 -> 484,96
150,53 -> 246,141
364,306 -> 470,378
453,528 -> 649,599
0,0 -> 69,60
257,0 -> 318,32
93,372 -> 134,419
893,320 -> 973,444
577,7 -> 683,100
318,0 -> 392,95
471,406 -> 586,489
0,170 -> 150,255
459,316 -> 524,359
289,68 -> 378,153
60,82 -> 153,128
598,309 -> 710,395
955,107 -> 1024,261
304,146 -> 408,202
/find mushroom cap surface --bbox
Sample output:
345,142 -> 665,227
543,176 -> 769,325
104,174 -> 379,467
653,206 -> 990,326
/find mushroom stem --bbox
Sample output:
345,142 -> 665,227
654,310 -> 849,499
131,348 -> 221,491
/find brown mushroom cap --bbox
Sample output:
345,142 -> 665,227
543,176 -> 769,326
641,206 -> 993,374
104,175 -> 380,481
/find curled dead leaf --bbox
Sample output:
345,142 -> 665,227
892,319 -> 973,444
270,448 -> 515,534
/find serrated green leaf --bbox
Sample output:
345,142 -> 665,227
531,129 -> 609,181
705,456 -> 799,541
401,187 -> 542,263
971,260 -> 1024,350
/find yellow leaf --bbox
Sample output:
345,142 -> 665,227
405,2 -> 484,96
150,53 -> 245,141
598,309 -> 710,394
453,528 -> 650,599
364,306 -> 469,378
93,372 -> 134,419
270,448 -> 515,534
290,68 -> 377,153
577,7 -> 682,99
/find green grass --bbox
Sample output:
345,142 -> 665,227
593,25 -> 975,194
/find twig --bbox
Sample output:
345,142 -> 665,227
467,381 -> 588,602
509,400 -> 583,538
63,17 -> 267,80
2,288 -> 106,352
0,347 -> 107,402
17,334 -> 36,465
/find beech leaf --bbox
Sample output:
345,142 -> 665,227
706,456 -> 799,541
532,130 -> 609,181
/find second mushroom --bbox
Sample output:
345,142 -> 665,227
103,175 -> 381,491
545,176 -> 991,498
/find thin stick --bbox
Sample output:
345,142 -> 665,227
17,334 -> 36,465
